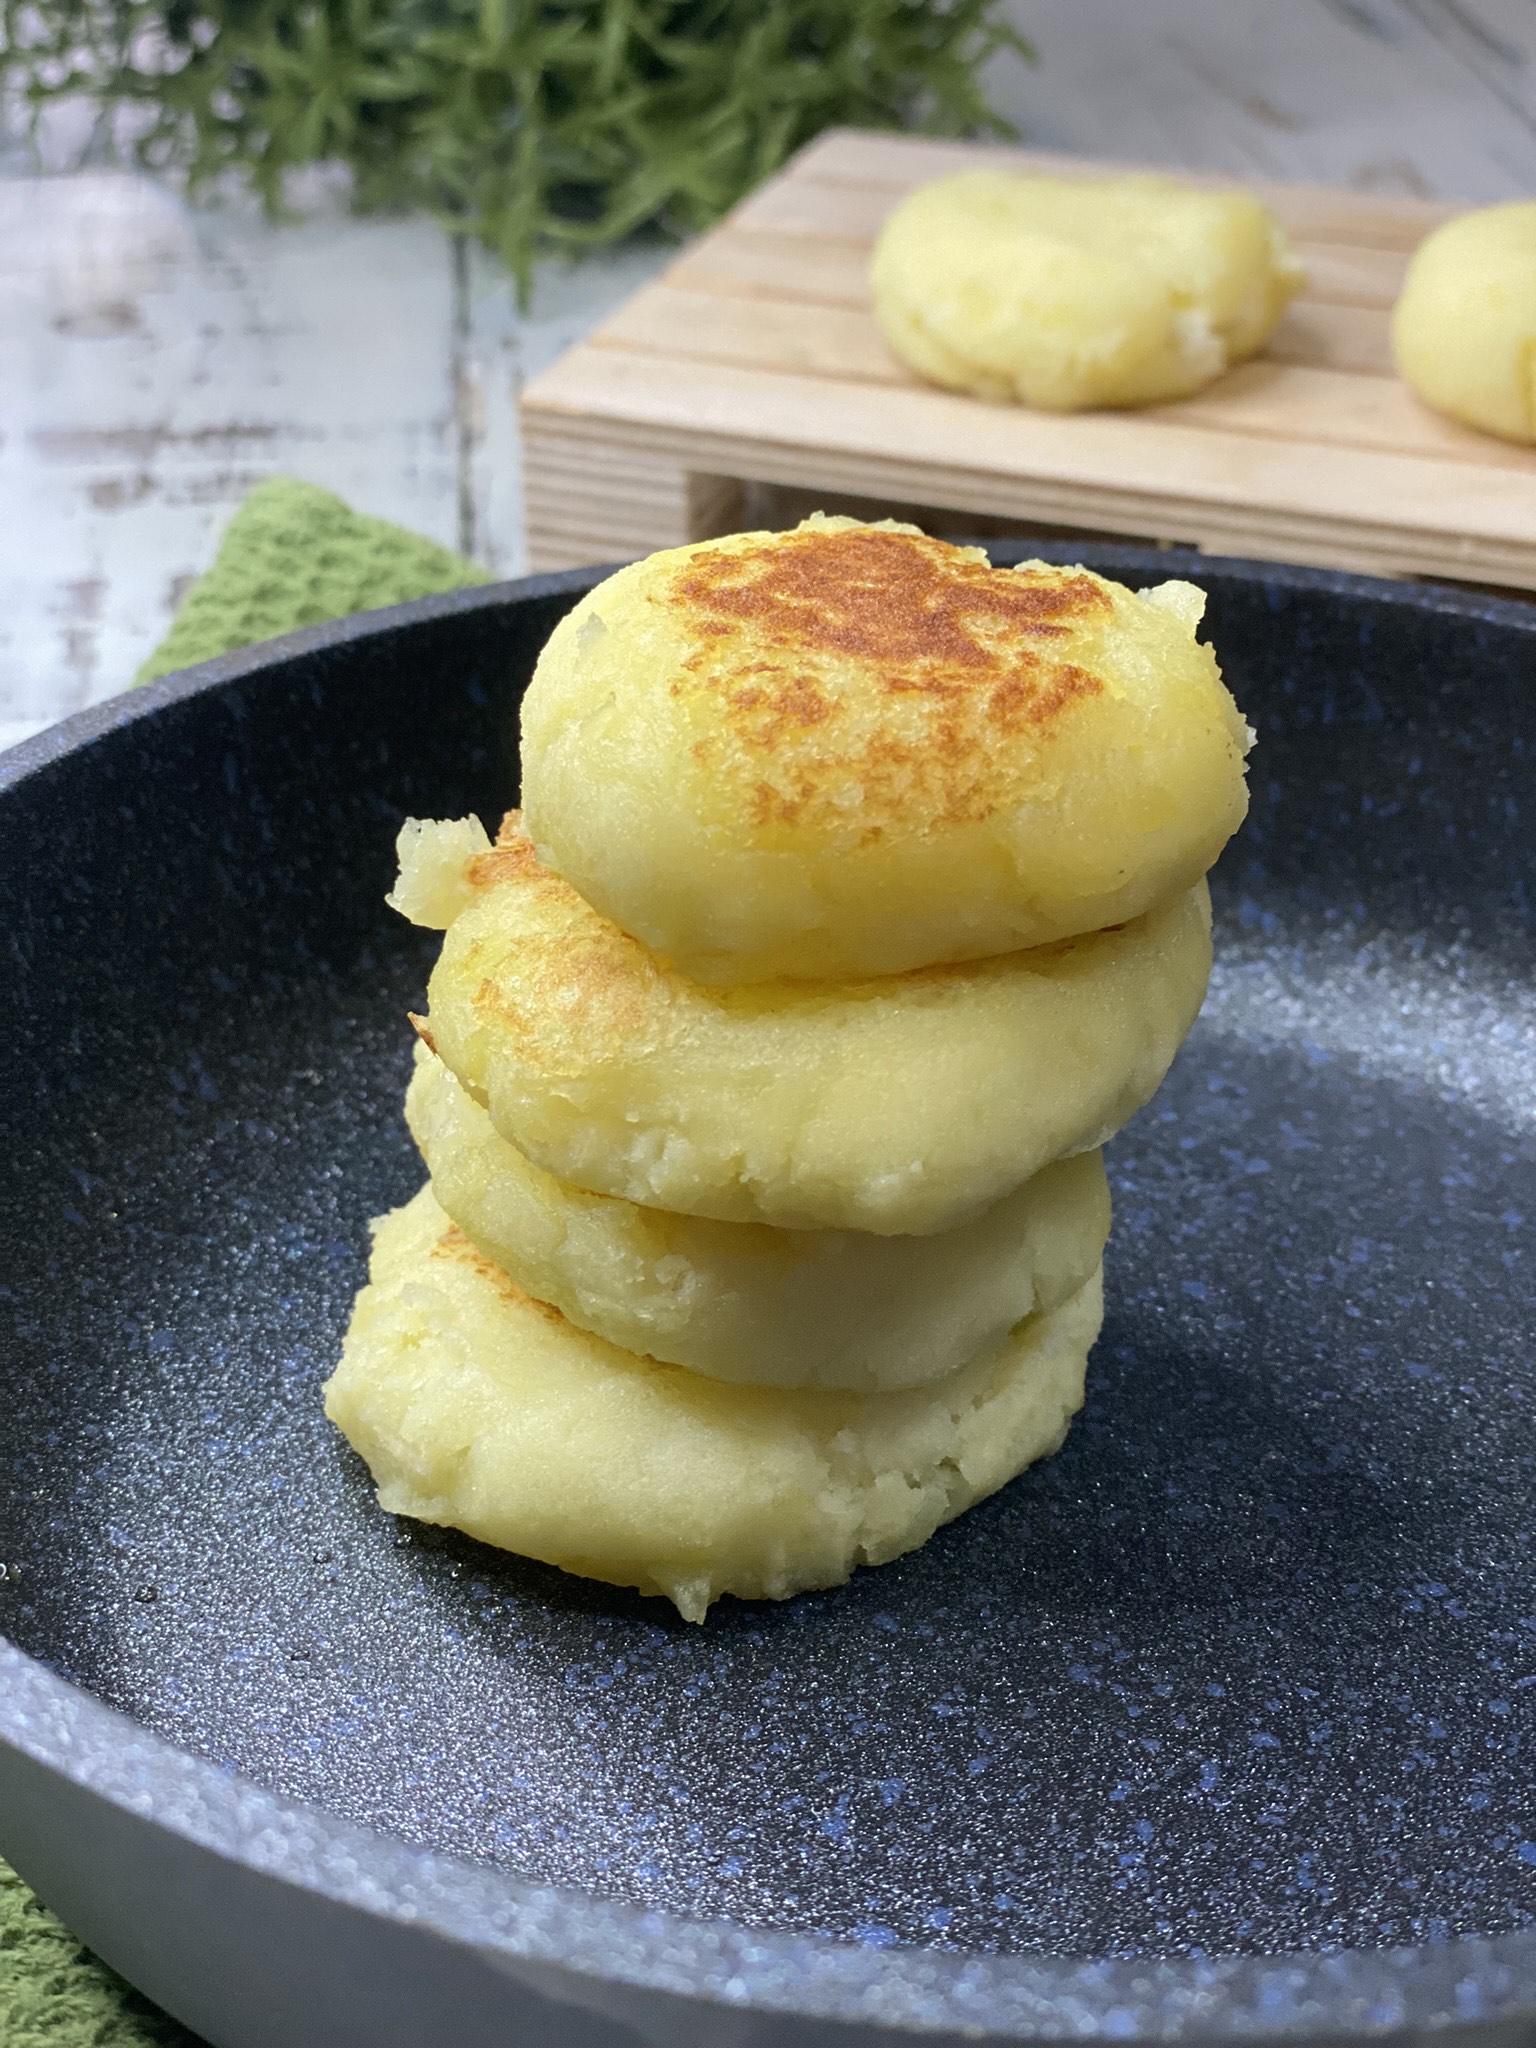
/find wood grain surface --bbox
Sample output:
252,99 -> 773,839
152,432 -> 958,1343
522,127 -> 1536,584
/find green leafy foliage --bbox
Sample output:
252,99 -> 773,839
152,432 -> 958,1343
0,0 -> 1029,290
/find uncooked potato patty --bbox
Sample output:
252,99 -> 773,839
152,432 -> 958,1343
1393,202 -> 1536,444
870,169 -> 1302,412
517,517 -> 1251,984
323,1185 -> 1102,1622
407,1042 -> 1110,1392
414,815 -> 1213,1235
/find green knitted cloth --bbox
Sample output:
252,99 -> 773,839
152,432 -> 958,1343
4,478 -> 485,2045
136,475 -> 490,684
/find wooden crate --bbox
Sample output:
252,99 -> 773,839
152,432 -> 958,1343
521,129 -> 1536,589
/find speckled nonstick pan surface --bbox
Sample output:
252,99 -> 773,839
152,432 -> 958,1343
0,548 -> 1532,2048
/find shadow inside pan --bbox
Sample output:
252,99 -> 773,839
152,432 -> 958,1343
0,551 -> 1531,1964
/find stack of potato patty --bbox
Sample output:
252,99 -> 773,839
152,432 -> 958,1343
324,517 -> 1252,1621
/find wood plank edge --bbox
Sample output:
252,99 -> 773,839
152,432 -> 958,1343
522,411 -> 1536,589
549,334 -> 1520,475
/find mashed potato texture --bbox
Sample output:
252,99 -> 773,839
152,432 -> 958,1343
518,518 -> 1252,985
1392,202 -> 1536,444
871,169 -> 1303,412
408,1042 -> 1110,1392
416,815 -> 1212,1235
341,507 -> 1249,1611
323,1185 -> 1101,1621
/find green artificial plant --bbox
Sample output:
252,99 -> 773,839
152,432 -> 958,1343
0,0 -> 1029,292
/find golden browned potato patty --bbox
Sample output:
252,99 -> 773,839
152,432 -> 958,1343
517,518 -> 1251,984
410,815 -> 1212,1235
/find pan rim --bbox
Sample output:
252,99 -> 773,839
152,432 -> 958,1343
6,1640 -> 1535,2040
3,549 -> 1534,2041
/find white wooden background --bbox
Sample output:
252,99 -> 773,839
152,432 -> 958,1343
4,0 -> 1536,747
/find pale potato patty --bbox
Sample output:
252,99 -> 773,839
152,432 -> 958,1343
407,1041 -> 1110,1392
871,170 -> 1302,413
412,815 -> 1212,1235
323,1185 -> 1102,1623
517,518 -> 1251,985
1392,202 -> 1536,444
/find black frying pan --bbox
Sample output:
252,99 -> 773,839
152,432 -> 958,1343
1,548 -> 1532,2048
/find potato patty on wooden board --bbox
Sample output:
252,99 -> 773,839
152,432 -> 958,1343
517,518 -> 1251,984
1393,202 -> 1536,445
324,1186 -> 1101,1622
871,170 -> 1302,412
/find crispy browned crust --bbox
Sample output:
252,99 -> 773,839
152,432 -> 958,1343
664,527 -> 1109,842
451,817 -> 668,1064
445,814 -> 1134,1054
460,810 -> 542,891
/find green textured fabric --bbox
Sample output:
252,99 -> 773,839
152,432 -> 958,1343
136,475 -> 491,684
4,477 -> 483,2044
0,1860 -> 199,2045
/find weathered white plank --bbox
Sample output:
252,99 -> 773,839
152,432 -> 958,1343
988,0 -> 1536,199
0,167 -> 663,723
461,236 -> 675,577
0,175 -> 460,719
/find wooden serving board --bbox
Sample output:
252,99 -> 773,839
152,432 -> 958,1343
521,129 -> 1536,590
